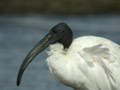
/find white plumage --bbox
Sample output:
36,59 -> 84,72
46,36 -> 120,90
17,23 -> 120,90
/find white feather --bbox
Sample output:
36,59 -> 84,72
46,36 -> 120,90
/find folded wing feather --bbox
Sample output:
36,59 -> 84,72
78,44 -> 116,90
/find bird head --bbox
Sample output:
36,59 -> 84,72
16,23 -> 73,86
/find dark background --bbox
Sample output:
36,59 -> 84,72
0,0 -> 120,15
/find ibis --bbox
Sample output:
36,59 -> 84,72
17,23 -> 120,90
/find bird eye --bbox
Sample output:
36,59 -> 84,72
53,29 -> 57,33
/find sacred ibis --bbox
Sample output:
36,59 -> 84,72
17,23 -> 120,90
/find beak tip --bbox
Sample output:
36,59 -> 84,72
16,79 -> 20,86
17,83 -> 20,86
16,73 -> 21,86
16,82 -> 20,86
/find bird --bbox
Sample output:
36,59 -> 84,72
17,23 -> 120,90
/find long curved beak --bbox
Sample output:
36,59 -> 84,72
17,31 -> 58,86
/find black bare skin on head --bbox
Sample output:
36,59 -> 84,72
16,22 -> 73,86
51,23 -> 73,48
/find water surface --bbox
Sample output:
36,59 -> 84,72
0,15 -> 120,90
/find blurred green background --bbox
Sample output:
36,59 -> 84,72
0,0 -> 120,15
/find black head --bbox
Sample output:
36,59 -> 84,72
16,22 -> 73,86
50,23 -> 73,48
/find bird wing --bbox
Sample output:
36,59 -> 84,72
78,44 -> 118,90
78,44 -> 111,67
